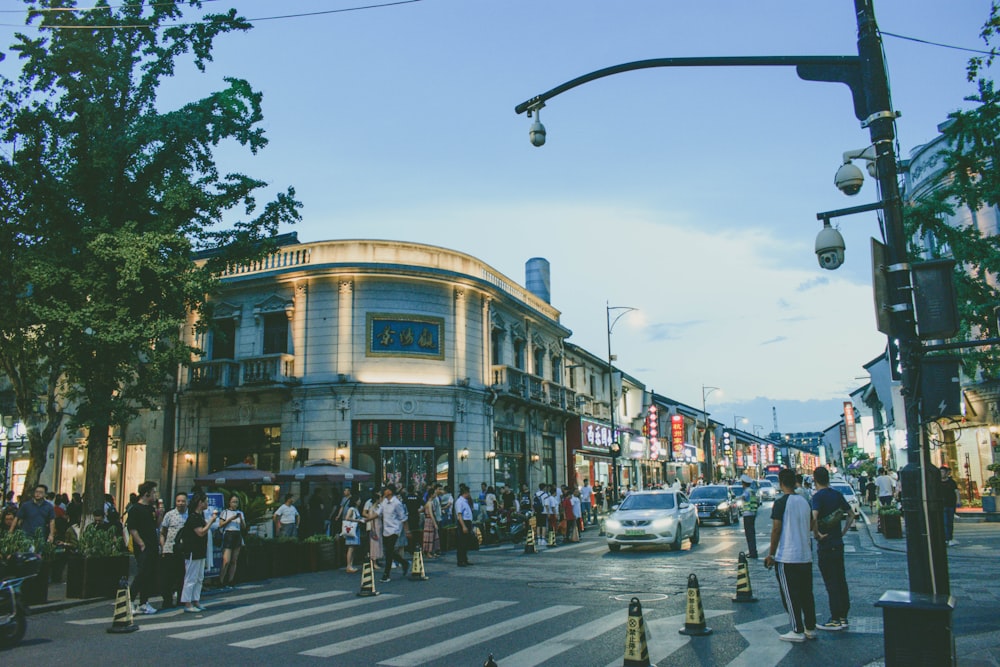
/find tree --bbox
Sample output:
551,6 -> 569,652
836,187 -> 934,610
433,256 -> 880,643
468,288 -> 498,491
904,2 -> 1000,380
0,0 -> 301,508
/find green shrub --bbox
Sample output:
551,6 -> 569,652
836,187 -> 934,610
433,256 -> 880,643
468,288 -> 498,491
76,526 -> 126,557
304,534 -> 334,544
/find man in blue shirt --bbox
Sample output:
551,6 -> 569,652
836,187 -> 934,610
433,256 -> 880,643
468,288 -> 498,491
811,466 -> 854,631
16,484 -> 55,542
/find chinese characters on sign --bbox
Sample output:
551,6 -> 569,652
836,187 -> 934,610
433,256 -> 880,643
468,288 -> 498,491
843,401 -> 857,444
582,419 -> 615,451
671,415 -> 684,459
366,314 -> 445,359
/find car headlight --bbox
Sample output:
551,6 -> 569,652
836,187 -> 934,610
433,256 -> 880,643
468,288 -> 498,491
651,517 -> 675,530
605,519 -> 622,531
717,502 -> 729,511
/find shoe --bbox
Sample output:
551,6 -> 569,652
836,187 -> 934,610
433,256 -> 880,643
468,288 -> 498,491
778,630 -> 806,643
379,576 -> 391,583
748,554 -> 759,559
457,562 -> 470,567
402,561 -> 410,577
804,629 -> 817,640
345,568 -> 359,574
140,602 -> 158,615
193,605 -> 207,612
839,618 -> 849,628
817,618 -> 845,631
183,607 -> 201,614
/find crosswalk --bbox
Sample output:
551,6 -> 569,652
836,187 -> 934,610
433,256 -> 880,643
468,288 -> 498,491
64,582 -> 882,666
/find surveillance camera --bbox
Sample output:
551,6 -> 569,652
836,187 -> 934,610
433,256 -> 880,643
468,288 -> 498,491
529,119 -> 546,147
815,223 -> 846,270
834,162 -> 864,196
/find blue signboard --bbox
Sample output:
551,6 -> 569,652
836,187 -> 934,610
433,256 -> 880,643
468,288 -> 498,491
366,313 -> 444,359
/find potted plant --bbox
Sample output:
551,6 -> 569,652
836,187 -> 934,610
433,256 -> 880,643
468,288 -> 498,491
65,525 -> 129,599
983,463 -> 1000,513
271,536 -> 300,577
879,506 -> 904,539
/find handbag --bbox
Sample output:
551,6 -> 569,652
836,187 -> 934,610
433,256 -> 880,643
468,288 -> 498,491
341,520 -> 359,538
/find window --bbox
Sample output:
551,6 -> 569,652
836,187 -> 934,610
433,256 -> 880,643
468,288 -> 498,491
210,425 -> 282,472
533,346 -> 545,377
212,319 -> 236,360
513,340 -> 525,370
551,356 -> 561,382
542,435 -> 556,485
491,329 -> 503,365
262,313 -> 288,355
589,374 -> 596,397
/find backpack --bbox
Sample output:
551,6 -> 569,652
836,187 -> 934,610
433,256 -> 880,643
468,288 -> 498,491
533,493 -> 545,516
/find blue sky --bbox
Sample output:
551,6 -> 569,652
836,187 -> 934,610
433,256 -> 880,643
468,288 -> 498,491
1,0 -> 994,432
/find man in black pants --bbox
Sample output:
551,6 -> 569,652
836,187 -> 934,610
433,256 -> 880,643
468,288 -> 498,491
454,484 -> 474,566
127,480 -> 160,615
812,466 -> 854,631
764,469 -> 816,643
159,491 -> 189,608
376,485 -> 410,582
739,474 -> 759,558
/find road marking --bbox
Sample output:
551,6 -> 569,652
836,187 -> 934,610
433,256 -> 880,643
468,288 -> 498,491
538,541 -> 596,553
699,541 -> 735,554
167,592 -> 390,637
729,613 -> 794,666
583,545 -> 609,554
379,605 -> 580,666
66,586 -> 308,626
301,601 -> 517,658
233,597 -> 452,649
501,609 -> 622,666
844,545 -> 856,553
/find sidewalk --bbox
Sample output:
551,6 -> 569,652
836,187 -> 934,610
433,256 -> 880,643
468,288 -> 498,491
860,505 -> 999,559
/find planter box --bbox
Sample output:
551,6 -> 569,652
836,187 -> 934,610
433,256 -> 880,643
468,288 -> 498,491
48,552 -> 68,584
882,515 -> 904,539
302,543 -> 320,572
982,496 -> 997,514
272,542 -> 300,577
238,543 -> 273,582
20,560 -> 50,605
440,525 -> 457,552
65,555 -> 130,599
317,542 -> 338,570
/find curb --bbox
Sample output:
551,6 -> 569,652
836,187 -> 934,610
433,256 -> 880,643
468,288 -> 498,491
31,596 -> 105,615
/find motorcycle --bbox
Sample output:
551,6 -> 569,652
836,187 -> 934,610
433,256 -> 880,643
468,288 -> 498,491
0,552 -> 41,648
496,509 -> 533,543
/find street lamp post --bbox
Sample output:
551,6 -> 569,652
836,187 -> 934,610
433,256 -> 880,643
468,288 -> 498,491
701,386 -> 720,482
606,303 -> 637,504
515,1 -> 950,659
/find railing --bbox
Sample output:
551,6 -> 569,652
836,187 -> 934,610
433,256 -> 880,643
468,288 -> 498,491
241,354 -> 297,385
220,248 -> 312,277
491,365 -> 527,396
188,360 -> 240,390
492,365 -> 581,412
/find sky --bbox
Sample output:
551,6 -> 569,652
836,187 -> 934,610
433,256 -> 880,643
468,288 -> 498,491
0,0 -> 994,433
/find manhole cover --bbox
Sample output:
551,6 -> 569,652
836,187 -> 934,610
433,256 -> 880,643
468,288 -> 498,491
611,593 -> 669,602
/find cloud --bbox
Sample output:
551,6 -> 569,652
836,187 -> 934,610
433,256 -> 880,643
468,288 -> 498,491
646,320 -> 704,342
760,336 -> 788,346
796,276 -> 830,292
776,298 -> 792,310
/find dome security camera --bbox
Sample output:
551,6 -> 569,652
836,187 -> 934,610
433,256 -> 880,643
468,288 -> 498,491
835,162 -> 865,196
529,119 -> 546,147
816,222 -> 846,270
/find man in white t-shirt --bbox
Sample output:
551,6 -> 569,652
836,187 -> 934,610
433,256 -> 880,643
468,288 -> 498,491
579,480 -> 594,525
273,494 -> 300,538
874,468 -> 896,507
764,469 -> 816,643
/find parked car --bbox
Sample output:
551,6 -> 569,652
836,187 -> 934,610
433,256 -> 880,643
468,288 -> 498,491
832,482 -> 862,519
757,480 -> 777,501
689,485 -> 739,525
604,490 -> 699,552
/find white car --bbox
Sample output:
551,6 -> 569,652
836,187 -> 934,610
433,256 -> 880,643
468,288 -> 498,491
757,480 -> 777,501
832,483 -> 862,519
605,490 -> 699,552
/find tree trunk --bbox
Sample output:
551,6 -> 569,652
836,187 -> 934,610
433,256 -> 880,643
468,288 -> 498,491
20,432 -> 48,497
84,428 -> 110,514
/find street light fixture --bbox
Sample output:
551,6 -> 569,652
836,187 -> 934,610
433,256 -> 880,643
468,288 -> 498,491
607,303 -> 637,503
733,415 -> 747,431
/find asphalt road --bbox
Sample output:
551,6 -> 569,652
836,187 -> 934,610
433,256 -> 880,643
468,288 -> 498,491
8,504 -> 1000,666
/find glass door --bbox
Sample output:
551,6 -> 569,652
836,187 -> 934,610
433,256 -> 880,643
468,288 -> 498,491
381,448 -> 434,490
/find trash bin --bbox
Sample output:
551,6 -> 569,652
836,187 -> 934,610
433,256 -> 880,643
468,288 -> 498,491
875,590 -> 955,666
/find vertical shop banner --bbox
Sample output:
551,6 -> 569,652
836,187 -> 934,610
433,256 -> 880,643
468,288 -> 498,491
844,401 -> 857,445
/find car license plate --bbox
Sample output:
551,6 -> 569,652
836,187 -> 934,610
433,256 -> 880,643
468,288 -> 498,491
625,529 -> 645,536
698,512 -> 710,518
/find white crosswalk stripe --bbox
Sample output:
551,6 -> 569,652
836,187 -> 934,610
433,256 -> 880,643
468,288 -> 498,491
699,540 -> 736,554
499,609 -> 622,666
168,592 -> 392,638
378,604 -> 580,666
301,600 -> 518,658
233,597 -> 453,649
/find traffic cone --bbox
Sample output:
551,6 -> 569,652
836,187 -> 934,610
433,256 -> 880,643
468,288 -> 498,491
524,525 -> 537,554
106,577 -> 139,634
484,653 -> 498,667
599,518 -> 606,536
357,558 -> 380,597
623,597 -> 651,667
678,573 -> 712,636
547,528 -> 557,547
732,552 -> 758,603
410,547 -> 429,581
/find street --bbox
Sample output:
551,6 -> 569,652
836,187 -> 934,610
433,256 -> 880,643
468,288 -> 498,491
9,506 -> 1000,667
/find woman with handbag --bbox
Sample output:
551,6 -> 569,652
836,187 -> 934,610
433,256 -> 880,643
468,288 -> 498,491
362,490 -> 383,567
342,498 -> 362,573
